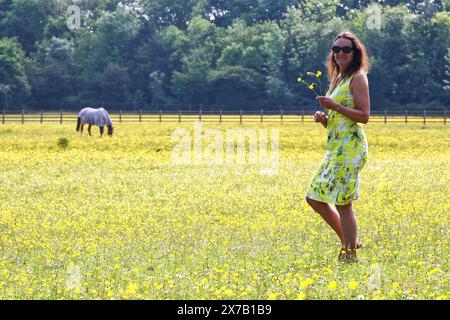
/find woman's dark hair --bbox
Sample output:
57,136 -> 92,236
327,31 -> 369,91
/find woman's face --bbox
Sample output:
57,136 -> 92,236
333,37 -> 354,72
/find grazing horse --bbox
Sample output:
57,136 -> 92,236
76,107 -> 113,137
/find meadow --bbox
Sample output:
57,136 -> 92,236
0,120 -> 448,300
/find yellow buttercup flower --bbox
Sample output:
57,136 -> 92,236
125,283 -> 137,296
300,278 -> 314,289
316,70 -> 322,77
268,292 -> 280,300
308,84 -> 315,90
327,281 -> 337,291
428,267 -> 441,276
348,281 -> 358,290
297,293 -> 307,300
224,289 -> 234,296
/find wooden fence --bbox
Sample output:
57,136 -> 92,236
0,109 -> 447,124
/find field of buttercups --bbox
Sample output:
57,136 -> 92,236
0,121 -> 448,300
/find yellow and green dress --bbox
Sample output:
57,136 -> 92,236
306,73 -> 368,205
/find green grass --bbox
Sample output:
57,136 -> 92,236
0,122 -> 448,299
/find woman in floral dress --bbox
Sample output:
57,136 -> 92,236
306,31 -> 370,262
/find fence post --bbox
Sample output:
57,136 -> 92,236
405,109 -> 408,124
423,110 -> 426,125
22,109 -> 24,124
40,109 -> 44,124
219,109 -> 222,123
302,108 -> 304,123
60,109 -> 63,124
445,110 -> 447,125
199,108 -> 202,122
281,109 -> 284,122
119,110 -> 122,123
178,109 -> 181,123
159,109 -> 162,123
260,109 -> 263,122
384,110 -> 387,124
240,109 -> 243,124
2,109 -> 5,124
139,109 -> 142,123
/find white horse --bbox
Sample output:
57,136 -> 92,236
76,107 -> 114,137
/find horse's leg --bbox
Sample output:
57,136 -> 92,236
100,126 -> 104,137
80,124 -> 84,136
88,124 -> 92,136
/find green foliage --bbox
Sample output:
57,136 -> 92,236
0,0 -> 448,111
208,65 -> 265,107
0,37 -> 30,108
440,48 -> 450,108
57,136 -> 69,149
0,0 -> 56,52
141,0 -> 196,29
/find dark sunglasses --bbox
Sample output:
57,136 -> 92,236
332,45 -> 353,54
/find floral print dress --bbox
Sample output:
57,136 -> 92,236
306,73 -> 368,205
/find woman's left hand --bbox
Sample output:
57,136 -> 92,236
316,96 -> 339,111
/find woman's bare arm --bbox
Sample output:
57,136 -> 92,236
337,72 -> 370,124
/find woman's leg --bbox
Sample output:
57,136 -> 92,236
305,197 -> 344,245
335,202 -> 357,250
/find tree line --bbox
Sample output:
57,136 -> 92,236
0,0 -> 449,112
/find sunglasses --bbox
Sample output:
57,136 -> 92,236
332,45 -> 353,54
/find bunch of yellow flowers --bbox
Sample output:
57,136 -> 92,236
297,70 -> 324,97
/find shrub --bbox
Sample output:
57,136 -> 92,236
57,137 -> 69,149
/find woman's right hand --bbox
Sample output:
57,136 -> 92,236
314,111 -> 327,124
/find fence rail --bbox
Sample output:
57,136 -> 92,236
0,109 -> 448,124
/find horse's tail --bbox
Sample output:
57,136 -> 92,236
76,117 -> 81,131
